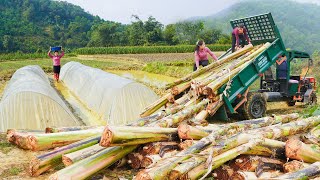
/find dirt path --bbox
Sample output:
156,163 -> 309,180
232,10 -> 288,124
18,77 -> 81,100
51,78 -> 106,126
267,102 -> 305,115
0,133 -> 54,180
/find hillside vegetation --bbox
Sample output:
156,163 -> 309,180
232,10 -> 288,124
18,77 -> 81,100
193,0 -> 320,53
1,0 -> 319,54
0,0 -> 104,52
0,0 -> 230,53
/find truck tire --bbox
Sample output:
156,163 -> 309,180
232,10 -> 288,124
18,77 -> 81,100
239,92 -> 267,120
287,99 -> 296,106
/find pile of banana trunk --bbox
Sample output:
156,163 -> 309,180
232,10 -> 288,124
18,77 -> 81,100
7,114 -> 320,179
6,43 -> 320,179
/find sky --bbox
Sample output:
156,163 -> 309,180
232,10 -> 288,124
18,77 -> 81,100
61,0 -> 320,25
61,0 -> 238,24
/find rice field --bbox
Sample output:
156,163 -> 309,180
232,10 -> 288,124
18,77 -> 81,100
0,52 -> 225,96
75,44 -> 229,55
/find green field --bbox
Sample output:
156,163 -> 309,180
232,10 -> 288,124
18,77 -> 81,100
0,51 -> 319,96
0,52 -> 225,77
0,53 -> 212,96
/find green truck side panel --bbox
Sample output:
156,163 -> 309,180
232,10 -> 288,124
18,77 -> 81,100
209,106 -> 229,122
219,39 -> 285,106
219,13 -> 286,114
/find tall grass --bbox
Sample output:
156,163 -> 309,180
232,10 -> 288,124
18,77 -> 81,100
75,44 -> 230,55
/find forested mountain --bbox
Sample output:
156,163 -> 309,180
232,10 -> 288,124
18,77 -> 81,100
2,0 -> 318,53
0,0 -> 230,53
191,0 -> 320,53
0,0 -> 105,52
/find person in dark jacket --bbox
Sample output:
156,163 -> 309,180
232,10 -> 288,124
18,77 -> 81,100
231,23 -> 251,52
276,54 -> 288,92
276,54 -> 288,79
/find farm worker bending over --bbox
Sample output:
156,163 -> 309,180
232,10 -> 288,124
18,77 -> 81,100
48,47 -> 64,82
194,40 -> 218,71
231,23 -> 251,52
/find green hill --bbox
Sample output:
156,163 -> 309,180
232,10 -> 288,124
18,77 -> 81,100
193,0 -> 320,53
0,0 -> 104,52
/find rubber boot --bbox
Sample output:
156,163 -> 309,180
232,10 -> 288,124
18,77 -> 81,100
54,73 -> 58,81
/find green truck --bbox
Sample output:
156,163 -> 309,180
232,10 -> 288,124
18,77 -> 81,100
215,13 -> 316,120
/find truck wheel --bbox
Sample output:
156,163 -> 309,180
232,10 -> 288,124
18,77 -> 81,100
239,92 -> 267,120
308,92 -> 317,105
287,99 -> 296,106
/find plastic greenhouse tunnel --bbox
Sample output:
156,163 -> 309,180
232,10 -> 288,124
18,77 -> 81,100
60,61 -> 159,125
0,65 -> 79,131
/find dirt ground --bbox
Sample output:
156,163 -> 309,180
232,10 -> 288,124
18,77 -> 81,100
76,52 -> 225,63
0,133 -> 53,180
267,101 -> 305,115
0,130 -> 137,179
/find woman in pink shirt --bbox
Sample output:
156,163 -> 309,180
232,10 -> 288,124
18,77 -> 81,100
194,40 -> 218,71
231,23 -> 251,52
48,47 -> 64,82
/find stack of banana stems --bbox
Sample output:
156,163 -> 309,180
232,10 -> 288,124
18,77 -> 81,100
140,43 -> 256,118
8,113 -> 320,179
6,43 -> 320,179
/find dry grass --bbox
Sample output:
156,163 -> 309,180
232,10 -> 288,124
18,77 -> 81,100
78,52 -> 225,63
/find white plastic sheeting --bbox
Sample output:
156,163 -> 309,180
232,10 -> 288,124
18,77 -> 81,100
0,66 -> 79,132
60,62 -> 159,125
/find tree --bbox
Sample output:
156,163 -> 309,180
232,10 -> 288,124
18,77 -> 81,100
216,34 -> 232,44
126,15 -> 146,46
22,5 -> 35,21
2,35 -> 14,52
175,21 -> 204,44
0,0 -> 104,52
144,16 -> 164,44
199,29 -> 222,44
164,24 -> 179,45
87,22 -> 127,47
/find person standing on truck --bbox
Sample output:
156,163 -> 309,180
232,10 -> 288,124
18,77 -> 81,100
48,47 -> 64,82
194,40 -> 218,71
276,54 -> 288,92
231,23 -> 251,52
276,54 -> 288,79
